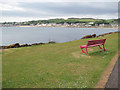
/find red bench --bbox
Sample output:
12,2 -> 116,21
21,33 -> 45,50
80,39 -> 106,55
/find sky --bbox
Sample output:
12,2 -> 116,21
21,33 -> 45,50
0,0 -> 119,22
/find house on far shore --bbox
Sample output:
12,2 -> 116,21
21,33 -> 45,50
30,24 -> 35,26
88,22 -> 94,24
85,24 -> 92,27
111,24 -> 118,27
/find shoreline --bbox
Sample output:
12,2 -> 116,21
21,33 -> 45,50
0,31 -> 119,49
17,26 -> 118,29
2,25 -> 118,29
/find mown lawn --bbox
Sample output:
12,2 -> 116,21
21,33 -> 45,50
2,32 -> 119,88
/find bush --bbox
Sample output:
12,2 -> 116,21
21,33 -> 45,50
82,34 -> 96,39
48,41 -> 56,44
9,43 -> 20,48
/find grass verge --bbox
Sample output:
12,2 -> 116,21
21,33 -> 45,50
2,32 -> 119,88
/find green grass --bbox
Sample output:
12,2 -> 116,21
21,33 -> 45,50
2,32 -> 119,88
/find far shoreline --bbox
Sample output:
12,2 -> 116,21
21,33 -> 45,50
1,25 -> 118,29
18,26 -> 118,29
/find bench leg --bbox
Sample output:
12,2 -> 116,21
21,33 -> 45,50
80,47 -> 89,55
80,47 -> 85,54
103,45 -> 106,51
98,45 -> 106,51
98,45 -> 102,49
85,48 -> 88,55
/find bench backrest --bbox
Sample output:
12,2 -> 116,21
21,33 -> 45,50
87,39 -> 106,46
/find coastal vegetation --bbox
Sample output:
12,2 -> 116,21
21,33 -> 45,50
1,18 -> 118,27
2,32 -> 119,88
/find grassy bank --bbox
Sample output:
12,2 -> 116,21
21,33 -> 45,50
2,32 -> 119,88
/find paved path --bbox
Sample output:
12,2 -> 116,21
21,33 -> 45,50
105,56 -> 120,88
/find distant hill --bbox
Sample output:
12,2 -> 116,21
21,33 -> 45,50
1,18 -> 118,26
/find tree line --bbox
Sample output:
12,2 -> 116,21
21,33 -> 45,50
2,18 -> 118,26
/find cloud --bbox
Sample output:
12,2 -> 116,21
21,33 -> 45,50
0,0 -> 119,2
1,2 -> 118,22
0,3 -> 25,11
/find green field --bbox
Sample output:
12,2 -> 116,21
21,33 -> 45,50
2,32 -> 119,88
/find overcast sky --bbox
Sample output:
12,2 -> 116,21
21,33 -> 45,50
0,0 -> 119,22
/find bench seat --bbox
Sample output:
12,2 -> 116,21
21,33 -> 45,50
80,43 -> 103,48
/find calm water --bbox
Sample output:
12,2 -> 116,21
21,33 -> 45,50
0,27 -> 118,46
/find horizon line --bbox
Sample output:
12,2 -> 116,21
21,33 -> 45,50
0,17 -> 118,23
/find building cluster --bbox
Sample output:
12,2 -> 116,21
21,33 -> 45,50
32,22 -> 118,28
1,22 -> 118,27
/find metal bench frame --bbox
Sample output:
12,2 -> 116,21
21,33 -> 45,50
80,39 -> 106,55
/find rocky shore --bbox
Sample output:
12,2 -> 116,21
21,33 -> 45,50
0,31 -> 119,49
81,31 -> 119,39
0,41 -> 56,49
